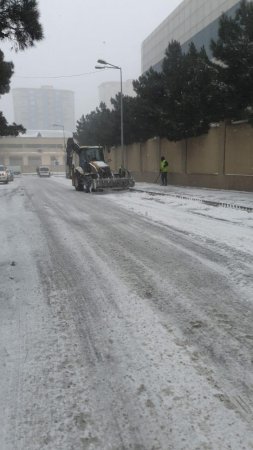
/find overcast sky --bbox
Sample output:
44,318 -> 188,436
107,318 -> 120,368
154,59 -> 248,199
0,0 -> 182,126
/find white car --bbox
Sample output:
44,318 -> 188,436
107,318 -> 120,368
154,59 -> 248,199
38,166 -> 50,177
6,168 -> 14,182
0,165 -> 8,184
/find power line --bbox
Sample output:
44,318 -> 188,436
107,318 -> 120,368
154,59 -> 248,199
13,70 -> 102,79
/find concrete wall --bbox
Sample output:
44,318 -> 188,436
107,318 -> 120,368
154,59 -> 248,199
160,138 -> 186,174
109,122 -> 253,191
186,124 -> 224,175
126,142 -> 142,173
5,125 -> 249,188
225,123 -> 253,175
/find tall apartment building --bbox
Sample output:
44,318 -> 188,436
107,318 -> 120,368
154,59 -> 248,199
12,86 -> 75,132
98,80 -> 136,109
142,0 -> 243,73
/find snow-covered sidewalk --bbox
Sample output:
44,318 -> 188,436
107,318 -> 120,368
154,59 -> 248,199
131,182 -> 253,211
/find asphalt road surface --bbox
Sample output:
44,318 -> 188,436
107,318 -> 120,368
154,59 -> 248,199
1,176 -> 253,450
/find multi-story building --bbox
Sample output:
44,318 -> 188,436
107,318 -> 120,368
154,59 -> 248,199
142,0 -> 242,73
12,86 -> 75,132
98,80 -> 136,109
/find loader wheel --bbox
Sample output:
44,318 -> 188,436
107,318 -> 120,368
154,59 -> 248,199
74,174 -> 84,191
84,177 -> 92,193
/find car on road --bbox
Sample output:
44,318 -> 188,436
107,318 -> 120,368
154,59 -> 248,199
0,165 -> 9,184
38,166 -> 51,177
7,169 -> 14,182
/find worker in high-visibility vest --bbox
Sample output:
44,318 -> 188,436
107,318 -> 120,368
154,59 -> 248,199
160,156 -> 169,186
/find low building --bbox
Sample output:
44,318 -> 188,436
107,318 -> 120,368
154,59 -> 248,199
0,130 -> 72,173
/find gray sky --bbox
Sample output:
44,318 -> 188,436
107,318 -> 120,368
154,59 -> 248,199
0,0 -> 182,126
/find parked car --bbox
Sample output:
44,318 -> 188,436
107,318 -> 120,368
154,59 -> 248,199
0,165 -> 9,184
9,165 -> 21,175
38,166 -> 51,177
7,169 -> 14,182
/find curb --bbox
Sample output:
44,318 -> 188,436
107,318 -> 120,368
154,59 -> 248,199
130,188 -> 253,213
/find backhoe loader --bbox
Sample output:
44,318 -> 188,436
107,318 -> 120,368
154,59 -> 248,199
66,138 -> 134,192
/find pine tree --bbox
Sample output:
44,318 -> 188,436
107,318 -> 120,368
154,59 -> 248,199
0,0 -> 43,50
75,103 -> 115,147
161,41 -> 218,140
0,112 -> 25,136
133,67 -> 166,139
211,0 -> 253,120
0,49 -> 13,95
0,0 -> 43,135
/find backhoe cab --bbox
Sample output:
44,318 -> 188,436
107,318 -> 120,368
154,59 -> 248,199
66,138 -> 134,192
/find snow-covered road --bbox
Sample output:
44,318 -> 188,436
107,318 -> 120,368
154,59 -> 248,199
1,176 -> 253,450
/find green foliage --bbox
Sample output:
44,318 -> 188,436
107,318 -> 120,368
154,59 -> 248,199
211,0 -> 253,120
0,111 -> 25,136
133,68 -> 166,140
76,0 -> 253,145
75,103 -> 115,147
0,0 -> 43,50
0,0 -> 43,135
160,41 -> 221,140
76,41 -> 221,145
133,41 -> 220,141
0,49 -> 14,95
111,94 -> 152,145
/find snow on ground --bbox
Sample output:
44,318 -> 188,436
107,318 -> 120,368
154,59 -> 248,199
53,176 -> 253,259
104,184 -> 253,303
106,189 -> 253,256
53,176 -> 253,304
133,182 -> 253,210
1,176 -> 253,449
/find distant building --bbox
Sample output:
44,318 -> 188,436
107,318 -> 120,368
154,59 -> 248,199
12,86 -> 75,132
98,80 -> 136,109
0,130 -> 72,173
141,0 -> 242,73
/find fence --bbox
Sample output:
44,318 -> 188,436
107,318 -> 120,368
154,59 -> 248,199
105,122 -> 253,191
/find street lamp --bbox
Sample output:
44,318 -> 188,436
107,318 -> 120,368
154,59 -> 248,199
95,59 -> 124,168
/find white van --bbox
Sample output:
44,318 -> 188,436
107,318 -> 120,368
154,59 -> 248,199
38,166 -> 50,177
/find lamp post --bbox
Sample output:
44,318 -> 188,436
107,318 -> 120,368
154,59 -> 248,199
95,59 -> 124,168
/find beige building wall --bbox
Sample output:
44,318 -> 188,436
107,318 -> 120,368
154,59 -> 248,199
2,122 -> 251,189
126,143 -> 141,173
107,143 -> 142,174
160,138 -> 186,174
187,125 -> 224,175
225,123 -> 253,175
0,136 -> 65,173
107,122 -> 253,191
141,139 -> 160,173
104,147 -> 123,172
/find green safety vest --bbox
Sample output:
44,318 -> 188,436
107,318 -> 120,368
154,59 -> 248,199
160,160 -> 168,173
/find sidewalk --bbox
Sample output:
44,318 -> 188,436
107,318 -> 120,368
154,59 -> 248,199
131,183 -> 253,212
